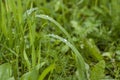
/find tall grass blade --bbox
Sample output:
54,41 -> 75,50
35,14 -> 71,41
1,2 -> 8,37
23,50 -> 31,70
47,34 -> 87,80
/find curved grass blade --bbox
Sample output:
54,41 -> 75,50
24,9 -> 72,42
47,34 -> 87,80
35,14 -> 72,42
23,8 -> 38,20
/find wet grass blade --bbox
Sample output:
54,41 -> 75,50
35,14 -> 71,41
47,34 -> 87,80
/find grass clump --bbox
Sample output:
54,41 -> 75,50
0,0 -> 120,80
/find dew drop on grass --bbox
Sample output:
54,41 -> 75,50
50,33 -> 54,36
63,39 -> 67,42
46,16 -> 48,17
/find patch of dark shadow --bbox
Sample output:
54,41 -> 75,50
69,66 -> 76,75
46,0 -> 51,3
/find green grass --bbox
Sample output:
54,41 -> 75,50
0,0 -> 120,80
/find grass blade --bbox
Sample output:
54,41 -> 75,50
47,34 -> 87,80
35,14 -> 71,41
38,63 -> 55,80
0,63 -> 12,80
23,50 -> 31,70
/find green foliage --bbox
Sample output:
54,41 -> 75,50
82,39 -> 103,62
47,34 -> 87,80
90,60 -> 105,80
0,63 -> 14,80
38,63 -> 55,80
0,0 -> 120,80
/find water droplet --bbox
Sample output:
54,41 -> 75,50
46,15 -> 49,18
63,39 -> 67,42
50,33 -> 54,36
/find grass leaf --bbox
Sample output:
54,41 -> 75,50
38,63 -> 55,80
0,63 -> 12,80
47,34 -> 87,80
90,60 -> 105,80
